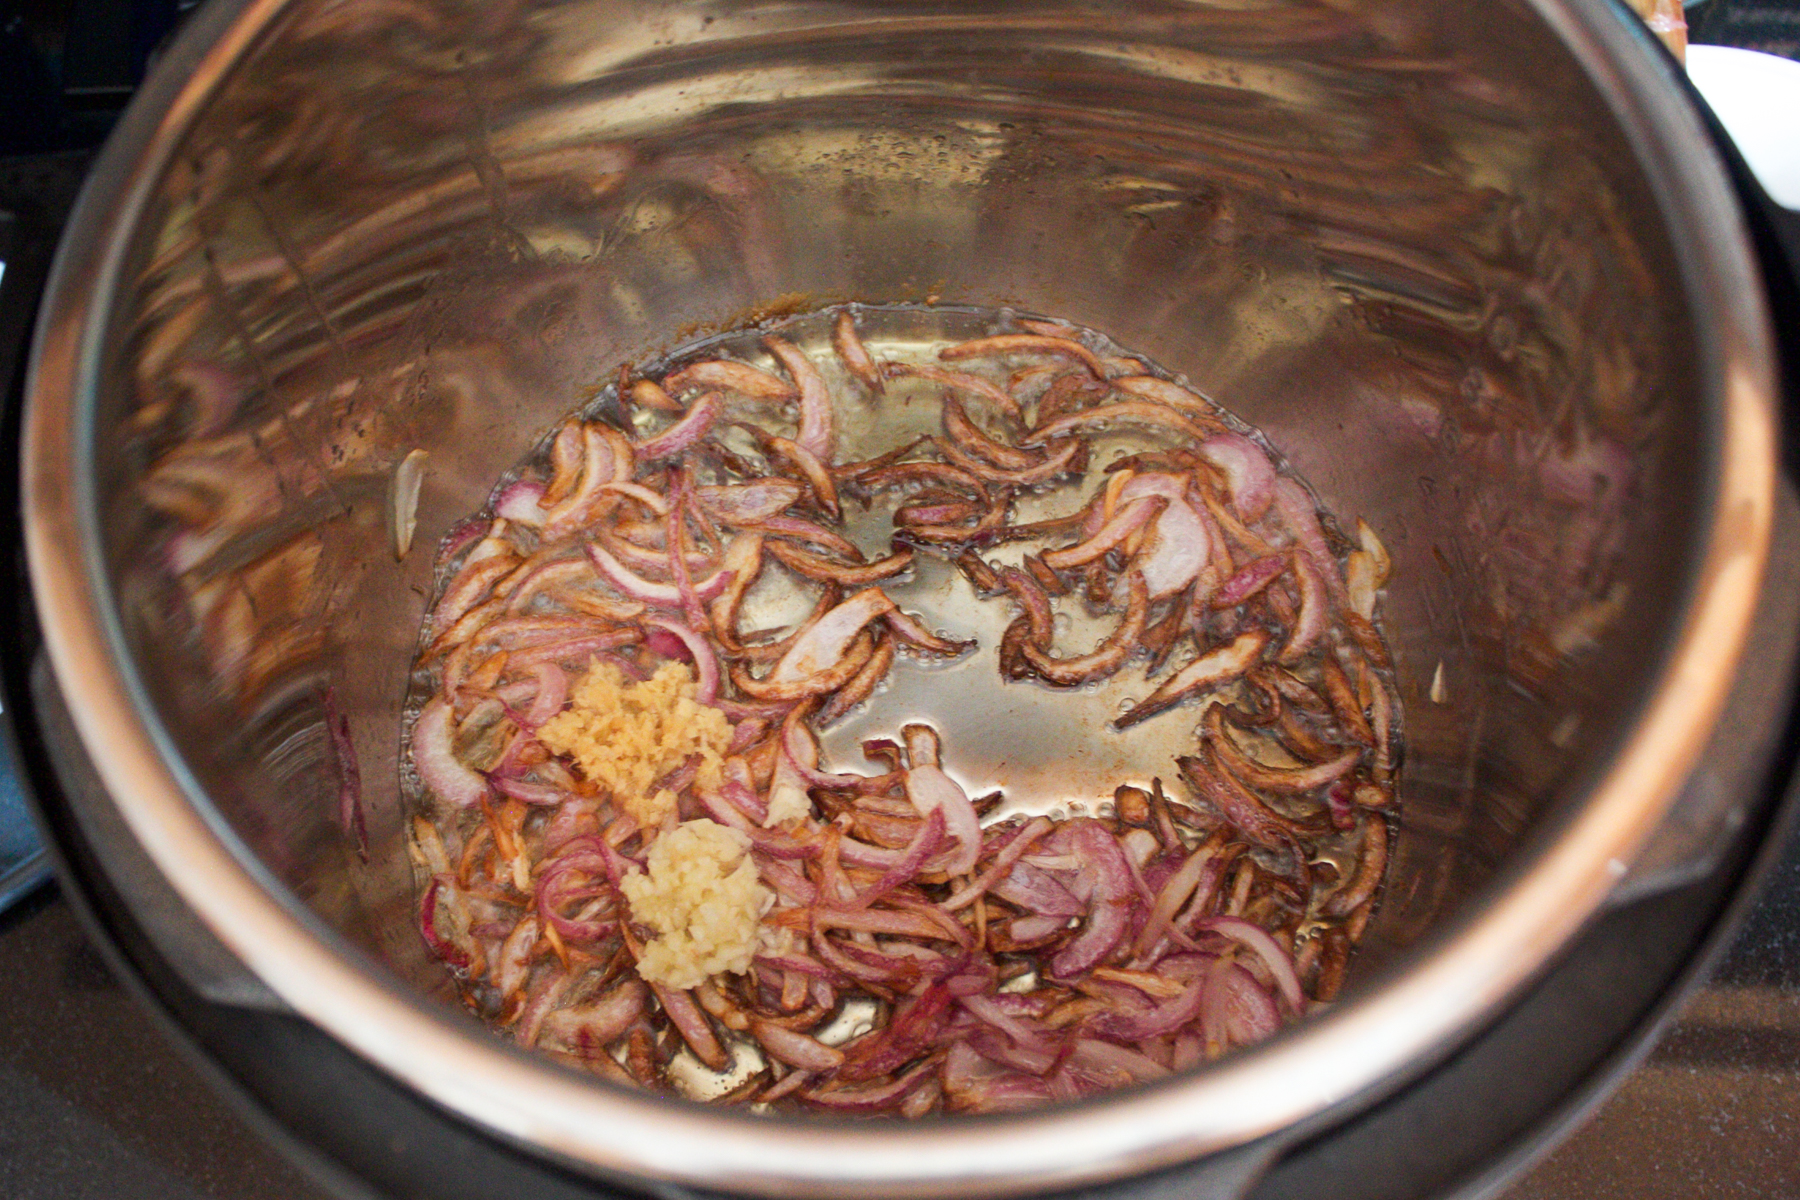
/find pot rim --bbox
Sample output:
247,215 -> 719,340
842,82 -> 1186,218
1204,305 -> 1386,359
19,1 -> 1779,1195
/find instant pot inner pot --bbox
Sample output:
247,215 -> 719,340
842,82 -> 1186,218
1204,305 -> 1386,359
97,0 -> 1698,1123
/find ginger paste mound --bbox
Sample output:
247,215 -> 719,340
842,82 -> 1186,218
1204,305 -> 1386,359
537,659 -> 731,828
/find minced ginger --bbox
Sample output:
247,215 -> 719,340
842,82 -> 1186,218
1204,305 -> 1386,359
537,658 -> 731,827
621,819 -> 771,990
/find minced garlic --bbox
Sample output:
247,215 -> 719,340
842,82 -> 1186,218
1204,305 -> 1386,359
537,659 -> 731,827
621,819 -> 770,990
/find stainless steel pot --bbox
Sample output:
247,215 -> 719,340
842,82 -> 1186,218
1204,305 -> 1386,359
19,0 -> 1793,1196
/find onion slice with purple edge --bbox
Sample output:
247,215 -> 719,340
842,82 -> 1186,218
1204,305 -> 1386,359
1199,433 -> 1277,521
1118,473 -> 1212,599
1193,915 -> 1305,1014
1024,400 -> 1222,448
666,358 -> 796,402
1111,374 -> 1217,416
764,336 -> 834,461
695,479 -> 803,523
1114,629 -> 1271,730
635,391 -> 721,462
845,807 -> 947,908
1272,476 -> 1345,600
642,616 -> 720,704
833,310 -> 886,396
493,479 -> 546,526
905,765 -> 980,876
1205,704 -> 1360,792
1202,958 -> 1281,1053
584,542 -> 733,609
1213,555 -> 1287,608
411,697 -> 487,808
770,587 -> 896,684
1040,498 -> 1161,571
1048,821 -> 1137,979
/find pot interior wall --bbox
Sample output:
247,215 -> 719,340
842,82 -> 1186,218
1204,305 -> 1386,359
95,0 -> 1700,1039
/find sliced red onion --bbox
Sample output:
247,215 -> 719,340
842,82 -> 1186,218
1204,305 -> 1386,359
833,309 -> 885,396
504,629 -> 644,670
514,971 -> 576,1049
1129,844 -> 1216,960
803,1059 -> 939,1112
1024,401 -> 1220,449
1114,629 -> 1271,731
419,875 -> 471,970
838,983 -> 954,1081
696,478 -> 804,524
1213,555 -> 1288,608
811,930 -> 921,987
942,816 -> 1054,911
991,860 -> 1084,919
883,609 -> 976,658
1193,916 -> 1305,1014
1065,1038 -> 1172,1084
667,358 -> 797,402
411,697 -> 487,808
492,915 -> 540,997
1281,552 -> 1329,662
1200,434 -> 1277,521
536,851 -> 616,942
961,1029 -> 1059,1076
780,714 -> 870,791
754,1018 -> 844,1071
494,479 -> 548,526
1091,980 -> 1206,1042
1272,476 -> 1344,599
1008,914 -> 1072,942
1202,958 -> 1280,1052
770,587 -> 896,684
429,555 -> 514,640
940,332 -> 1108,377
846,807 -> 946,909
584,542 -> 733,609
652,983 -> 729,1070
519,662 -> 568,728
814,903 -> 966,944
1120,475 -> 1212,600
958,992 -> 1055,1054
905,764 -> 981,876
642,616 -> 719,704
636,390 -> 721,462
542,426 -> 621,540
1041,497 -> 1160,571
538,980 -> 646,1054
764,337 -> 834,461
1049,822 -> 1138,980
492,776 -> 568,806
433,515 -> 488,574
941,1042 -> 1054,1112
599,480 -> 672,515
1111,374 -> 1217,416
756,857 -> 818,904
881,362 -> 1022,421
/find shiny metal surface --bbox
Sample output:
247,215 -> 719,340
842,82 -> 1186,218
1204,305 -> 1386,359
19,0 -> 1781,1195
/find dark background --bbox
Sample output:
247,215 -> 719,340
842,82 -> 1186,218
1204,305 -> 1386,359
0,1 -> 1797,1198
